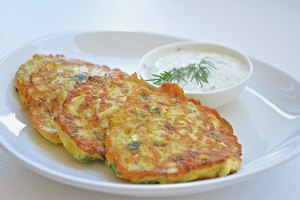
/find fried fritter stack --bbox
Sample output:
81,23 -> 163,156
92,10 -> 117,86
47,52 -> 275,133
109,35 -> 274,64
16,55 -> 111,143
15,54 -> 242,184
54,71 -> 147,162
15,54 -> 91,107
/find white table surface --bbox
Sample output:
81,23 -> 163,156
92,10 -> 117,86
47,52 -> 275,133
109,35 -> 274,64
1,0 -> 300,199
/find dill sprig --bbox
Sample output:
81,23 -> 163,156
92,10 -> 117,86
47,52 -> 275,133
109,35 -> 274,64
147,57 -> 216,86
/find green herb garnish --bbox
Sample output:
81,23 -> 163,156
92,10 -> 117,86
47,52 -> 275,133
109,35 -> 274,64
93,131 -> 106,138
147,58 -> 215,87
148,68 -> 186,85
138,112 -> 145,118
213,132 -> 219,138
93,131 -> 100,138
139,180 -> 156,184
27,62 -> 33,67
69,74 -> 87,82
126,142 -> 142,151
80,155 -> 94,162
108,163 -> 120,175
152,107 -> 160,115
171,97 -> 178,102
100,155 -> 106,162
141,92 -> 149,99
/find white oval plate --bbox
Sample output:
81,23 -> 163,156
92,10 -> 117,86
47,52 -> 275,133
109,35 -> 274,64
1,30 -> 300,197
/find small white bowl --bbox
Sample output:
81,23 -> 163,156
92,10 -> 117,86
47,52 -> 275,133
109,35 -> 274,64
137,41 -> 253,108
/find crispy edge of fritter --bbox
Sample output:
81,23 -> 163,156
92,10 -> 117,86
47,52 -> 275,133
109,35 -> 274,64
14,54 -> 68,107
54,71 -> 147,162
15,54 -> 97,107
26,61 -> 111,144
105,82 -> 242,183
54,70 -> 123,161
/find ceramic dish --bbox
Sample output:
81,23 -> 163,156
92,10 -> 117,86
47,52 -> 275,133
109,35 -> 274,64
0,30 -> 300,197
138,41 -> 253,108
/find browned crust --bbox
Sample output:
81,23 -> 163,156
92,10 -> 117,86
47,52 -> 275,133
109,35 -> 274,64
26,61 -> 111,143
15,54 -> 92,107
106,82 -> 242,182
54,70 -> 147,155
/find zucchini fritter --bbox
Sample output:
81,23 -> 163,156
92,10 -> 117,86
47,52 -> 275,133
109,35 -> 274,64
14,54 -> 90,107
26,62 -> 111,143
106,83 -> 242,184
54,71 -> 147,162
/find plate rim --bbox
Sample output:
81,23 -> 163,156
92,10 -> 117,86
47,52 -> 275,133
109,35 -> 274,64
1,29 -> 300,197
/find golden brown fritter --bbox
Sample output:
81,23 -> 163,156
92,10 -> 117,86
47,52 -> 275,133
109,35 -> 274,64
26,62 -> 111,143
106,83 -> 242,184
54,71 -> 147,162
14,54 -> 91,107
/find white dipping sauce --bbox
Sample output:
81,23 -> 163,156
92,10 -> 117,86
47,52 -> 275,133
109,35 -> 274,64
145,50 -> 248,92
